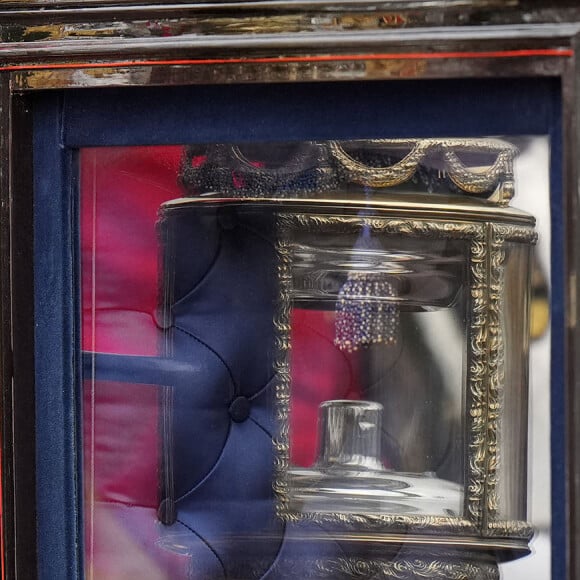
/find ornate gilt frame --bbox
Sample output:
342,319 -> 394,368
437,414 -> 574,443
273,211 -> 536,547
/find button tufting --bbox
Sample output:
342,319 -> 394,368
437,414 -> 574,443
217,207 -> 238,231
229,396 -> 251,423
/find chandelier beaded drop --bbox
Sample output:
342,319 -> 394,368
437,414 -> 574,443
334,272 -> 399,352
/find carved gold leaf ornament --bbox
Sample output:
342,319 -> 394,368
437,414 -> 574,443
467,232 -> 488,525
443,148 -> 515,197
329,140 -> 430,188
311,554 -> 500,579
485,230 -> 506,519
179,138 -> 518,202
485,520 -> 534,539
248,550 -> 500,579
273,233 -> 293,514
328,138 -> 518,205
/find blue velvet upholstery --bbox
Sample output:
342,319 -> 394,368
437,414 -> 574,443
156,203 -> 347,578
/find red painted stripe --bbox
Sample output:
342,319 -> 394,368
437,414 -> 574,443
0,48 -> 573,72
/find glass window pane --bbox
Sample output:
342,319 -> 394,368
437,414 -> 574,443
79,138 -> 546,579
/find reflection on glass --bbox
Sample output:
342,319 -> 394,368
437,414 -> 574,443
500,136 -> 551,579
498,243 -> 532,522
79,138 -> 540,580
287,229 -> 467,518
289,400 -> 462,516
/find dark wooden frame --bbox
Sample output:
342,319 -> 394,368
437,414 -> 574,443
0,1 -> 579,578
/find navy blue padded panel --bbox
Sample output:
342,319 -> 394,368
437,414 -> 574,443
548,95 -> 566,580
33,94 -> 83,580
33,77 -> 565,579
158,204 -> 283,578
61,78 -> 559,147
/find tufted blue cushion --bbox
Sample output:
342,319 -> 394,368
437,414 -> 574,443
156,202 -> 349,578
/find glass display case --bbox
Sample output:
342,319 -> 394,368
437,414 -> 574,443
0,2 -> 577,579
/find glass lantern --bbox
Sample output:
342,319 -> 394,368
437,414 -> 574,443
148,138 -> 536,579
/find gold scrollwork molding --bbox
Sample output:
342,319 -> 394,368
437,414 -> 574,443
309,553 -> 499,579
484,520 -> 535,539
329,139 -> 518,206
